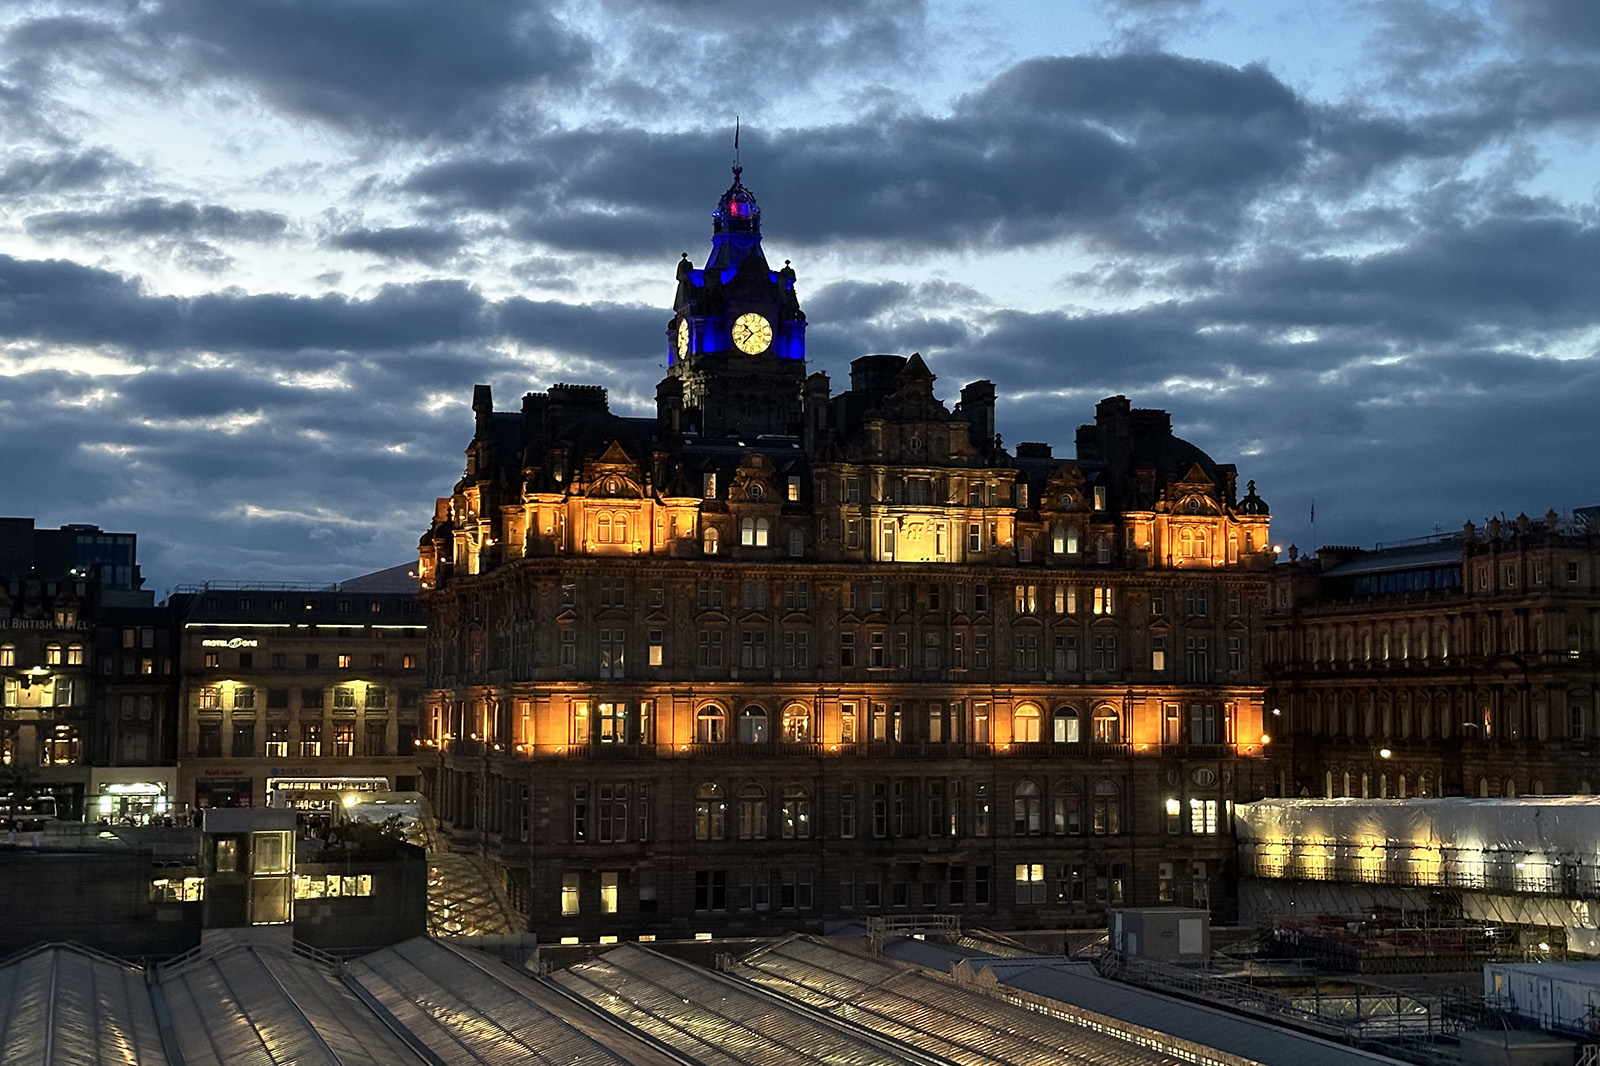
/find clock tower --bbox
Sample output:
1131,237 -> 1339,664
663,166 -> 806,439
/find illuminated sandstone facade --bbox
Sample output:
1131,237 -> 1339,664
418,172 -> 1276,939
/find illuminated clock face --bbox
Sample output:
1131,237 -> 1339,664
676,318 -> 689,359
731,312 -> 773,355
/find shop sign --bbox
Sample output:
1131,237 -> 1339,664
201,637 -> 259,648
1,617 -> 95,631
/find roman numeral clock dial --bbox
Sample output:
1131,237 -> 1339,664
731,312 -> 773,354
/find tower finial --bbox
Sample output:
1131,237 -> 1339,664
733,116 -> 741,181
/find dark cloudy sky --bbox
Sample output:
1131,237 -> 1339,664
3,0 -> 1597,596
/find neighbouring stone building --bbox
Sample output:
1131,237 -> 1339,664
0,517 -> 177,822
1265,510 -> 1600,803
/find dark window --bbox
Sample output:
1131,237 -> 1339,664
694,870 -> 727,911
197,723 -> 222,758
301,688 -> 324,710
231,723 -> 255,758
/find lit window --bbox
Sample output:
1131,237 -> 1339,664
1015,863 -> 1045,904
562,873 -> 580,916
1013,704 -> 1041,742
337,654 -> 353,669
402,654 -> 417,669
0,644 -> 13,667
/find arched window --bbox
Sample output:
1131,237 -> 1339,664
46,643 -> 63,666
740,518 -> 755,546
696,704 -> 726,744
1504,777 -> 1517,797
695,783 -> 725,840
738,704 -> 769,744
1342,770 -> 1353,797
1398,774 -> 1408,798
781,704 -> 810,742
1051,526 -> 1066,554
1478,776 -> 1490,797
788,528 -> 804,557
597,513 -> 612,544
738,783 -> 768,839
1179,529 -> 1195,557
755,518 -> 770,547
1325,770 -> 1335,798
1065,526 -> 1080,554
0,643 -> 14,667
1018,537 -> 1033,563
703,526 -> 719,555
781,783 -> 811,839
1013,704 -> 1041,743
616,513 -> 629,543
1096,537 -> 1111,564
1091,779 -> 1121,834
1013,779 -> 1042,835
1052,707 -> 1081,744
1092,704 -> 1121,743
1052,779 -> 1081,834
66,643 -> 83,666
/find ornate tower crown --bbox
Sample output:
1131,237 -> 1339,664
713,166 -> 760,236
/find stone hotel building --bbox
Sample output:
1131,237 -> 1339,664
418,170 -> 1277,939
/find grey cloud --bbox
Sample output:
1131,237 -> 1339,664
141,0 -> 590,137
327,224 -> 466,264
0,148 -> 128,195
0,256 -> 491,353
587,0 -> 926,105
1500,0 -> 1600,51
26,198 -> 288,243
1203,215 -> 1600,340
409,53 -> 1317,259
